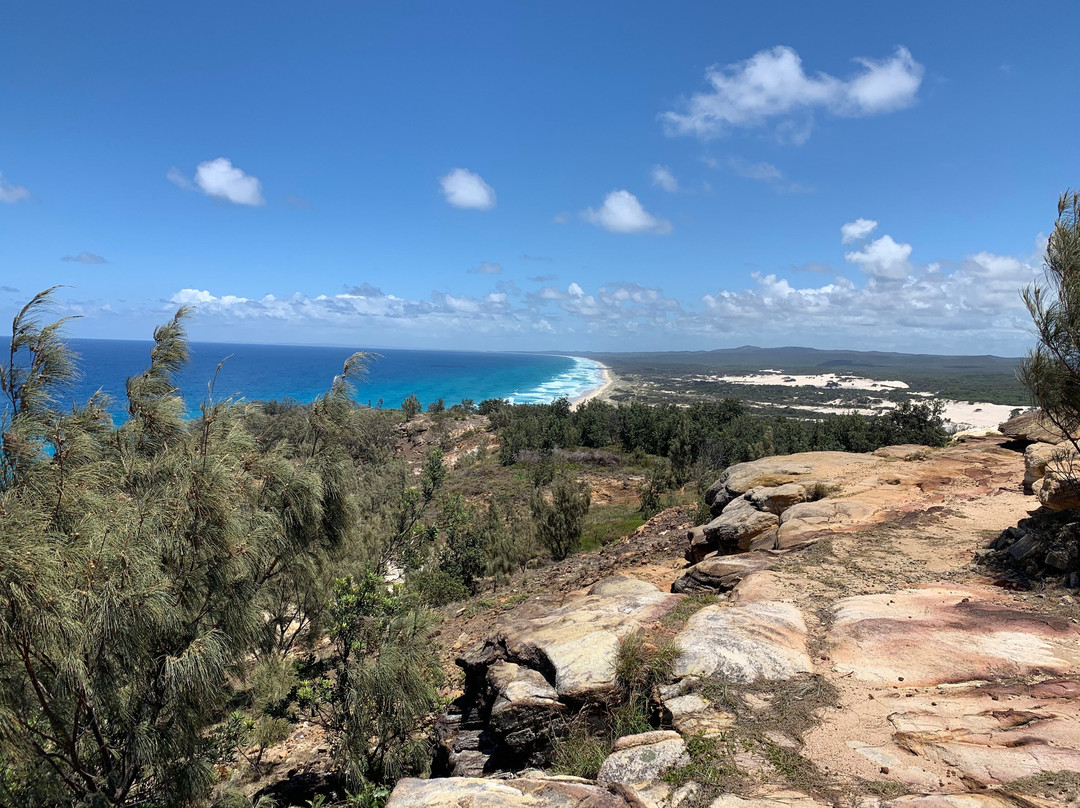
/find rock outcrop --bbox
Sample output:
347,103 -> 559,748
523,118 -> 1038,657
395,436 -> 1080,808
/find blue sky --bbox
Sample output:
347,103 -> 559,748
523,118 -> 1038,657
2,2 -> 1076,355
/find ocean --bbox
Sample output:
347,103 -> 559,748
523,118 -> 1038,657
52,339 -> 605,420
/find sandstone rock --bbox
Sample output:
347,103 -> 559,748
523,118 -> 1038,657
828,586 -> 1080,686
999,410 -> 1068,444
872,444 -> 933,460
674,601 -> 812,683
1038,466 -> 1080,511
385,777 -> 632,808
889,704 -> 1080,785
672,553 -> 776,594
487,662 -> 564,751
703,499 -> 780,554
461,576 -> 682,703
881,796 -> 1024,808
597,731 -> 688,801
745,483 -> 808,515
658,688 -> 734,736
708,791 -> 830,808
1023,441 -> 1073,492
775,499 -> 875,549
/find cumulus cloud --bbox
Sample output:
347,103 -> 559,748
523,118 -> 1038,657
662,46 -> 923,141
583,190 -> 672,235
469,261 -> 503,275
168,158 -> 266,206
651,165 -> 679,192
841,218 -> 878,243
0,172 -> 31,203
844,234 -> 913,280
62,252 -> 108,264
439,168 -> 496,210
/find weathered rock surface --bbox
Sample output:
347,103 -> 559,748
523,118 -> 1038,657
708,792 -> 830,808
462,577 -> 682,703
828,586 -> 1080,686
775,498 -> 876,549
1023,441 -> 1072,492
674,601 -> 812,683
487,662 -> 564,753
597,731 -> 687,807
745,483 -> 810,516
385,777 -> 633,808
999,409 -> 1068,444
1038,464 -> 1080,511
701,498 -> 779,555
672,553 -> 776,594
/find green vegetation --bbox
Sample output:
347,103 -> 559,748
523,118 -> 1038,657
552,632 -> 680,779
580,503 -> 646,552
588,346 -> 1028,406
1021,191 -> 1080,452
665,675 -> 840,801
0,291 -> 548,807
487,395 -> 949,477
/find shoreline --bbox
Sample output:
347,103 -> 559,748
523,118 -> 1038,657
569,361 -> 615,409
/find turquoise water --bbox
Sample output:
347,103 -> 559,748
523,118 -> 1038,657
56,339 -> 605,419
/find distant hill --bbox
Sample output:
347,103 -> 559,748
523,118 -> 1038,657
580,346 -> 1029,406
582,345 -> 1022,376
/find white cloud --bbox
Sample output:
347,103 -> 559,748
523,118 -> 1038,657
469,261 -> 503,275
662,46 -> 924,141
62,252 -> 108,264
844,234 -> 913,280
651,165 -> 679,192
168,159 -> 266,206
194,158 -> 265,206
439,168 -> 496,210
583,189 -> 672,235
0,172 -> 31,203
840,218 -> 878,243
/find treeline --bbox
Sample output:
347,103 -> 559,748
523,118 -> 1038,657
483,396 -> 950,477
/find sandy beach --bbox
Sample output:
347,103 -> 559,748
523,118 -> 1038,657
570,363 -> 614,409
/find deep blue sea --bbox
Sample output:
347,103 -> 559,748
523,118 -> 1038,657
54,339 -> 605,420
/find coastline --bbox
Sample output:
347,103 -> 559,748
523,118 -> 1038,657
569,361 -> 615,409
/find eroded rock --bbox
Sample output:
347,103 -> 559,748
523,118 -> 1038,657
385,777 -> 633,808
672,553 -> 776,594
702,499 -> 780,554
828,586 -> 1080,686
674,601 -> 812,683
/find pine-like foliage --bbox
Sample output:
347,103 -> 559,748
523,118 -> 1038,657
1021,191 -> 1080,452
0,292 -> 361,807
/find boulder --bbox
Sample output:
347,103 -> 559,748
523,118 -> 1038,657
999,410 -> 1068,444
1023,441 -> 1072,492
460,576 -> 682,703
386,777 -> 632,808
702,499 -> 780,554
775,499 -> 876,550
487,661 -> 564,752
674,601 -> 812,683
745,483 -> 808,515
597,731 -> 688,806
672,553 -> 776,594
828,586 -> 1080,686
1038,465 -> 1080,511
